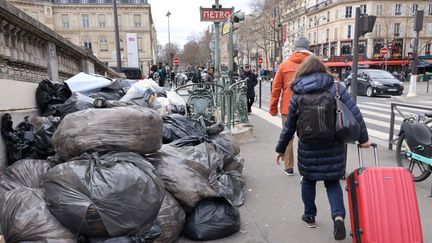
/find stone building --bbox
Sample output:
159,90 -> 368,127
9,0 -> 157,73
282,0 -> 432,73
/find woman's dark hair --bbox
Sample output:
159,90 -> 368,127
150,64 -> 157,72
294,55 -> 329,80
290,55 -> 331,89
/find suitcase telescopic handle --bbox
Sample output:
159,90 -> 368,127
357,143 -> 379,167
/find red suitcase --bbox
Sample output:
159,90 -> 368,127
346,143 -> 423,243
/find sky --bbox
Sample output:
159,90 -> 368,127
150,0 -> 253,48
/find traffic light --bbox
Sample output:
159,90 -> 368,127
359,14 -> 376,36
414,10 -> 424,31
231,10 -> 245,23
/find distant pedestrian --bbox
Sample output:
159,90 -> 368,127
270,36 -> 312,176
148,64 -> 160,82
275,55 -> 370,241
157,62 -> 166,87
240,64 -> 258,113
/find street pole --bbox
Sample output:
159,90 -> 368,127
228,21 -> 234,77
214,0 -> 221,74
407,10 -> 423,98
351,7 -> 361,103
113,0 -> 121,69
166,11 -> 171,69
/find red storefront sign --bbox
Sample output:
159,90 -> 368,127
200,8 -> 233,22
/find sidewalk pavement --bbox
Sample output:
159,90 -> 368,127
178,107 -> 431,243
392,81 -> 432,102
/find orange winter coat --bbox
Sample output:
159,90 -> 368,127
270,51 -> 311,116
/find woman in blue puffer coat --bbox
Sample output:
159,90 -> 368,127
275,56 -> 370,241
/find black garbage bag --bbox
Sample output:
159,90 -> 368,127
86,225 -> 161,243
224,155 -> 245,174
170,135 -> 208,147
43,152 -> 165,237
90,79 -> 137,101
217,171 -> 246,207
147,191 -> 185,243
182,197 -> 241,241
36,79 -> 72,116
1,114 -> 37,165
0,159 -> 51,194
162,114 -> 208,144
211,132 -> 242,171
206,123 -> 225,136
144,145 -> 218,211
55,92 -> 94,117
34,116 -> 61,159
0,188 -> 75,243
52,106 -> 163,161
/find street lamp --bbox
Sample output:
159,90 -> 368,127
166,11 -> 171,68
312,16 -> 326,55
113,0 -> 121,69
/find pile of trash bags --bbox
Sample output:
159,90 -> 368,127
0,72 -> 246,242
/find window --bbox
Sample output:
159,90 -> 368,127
61,14 -> 69,28
308,33 -> 311,42
429,4 -> 432,15
345,6 -> 352,18
412,4 -> 418,14
334,27 -> 338,40
347,25 -> 352,39
81,0 -> 88,3
120,38 -> 124,51
426,43 -> 431,55
394,23 -> 400,37
82,14 -> 89,28
134,14 -> 141,27
327,11 -> 330,22
117,14 -> 121,27
326,29 -> 329,42
138,37 -> 143,51
84,38 -> 92,49
98,14 -> 106,28
395,4 -> 401,16
314,32 -> 317,44
97,0 -> 104,3
360,4 -> 367,14
99,37 -> 108,51
335,9 -> 339,20
309,18 -> 312,27
375,23 -> 382,36
376,4 -> 382,15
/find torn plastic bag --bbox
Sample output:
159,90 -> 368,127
144,145 -> 218,211
217,171 -> 246,207
64,72 -> 113,96
86,225 -> 161,243
33,116 -> 61,158
0,188 -> 75,243
0,159 -> 51,194
120,79 -> 158,103
162,114 -> 208,144
52,106 -> 162,160
153,97 -> 172,116
90,79 -> 137,101
35,79 -> 72,116
1,114 -> 37,165
43,152 -> 164,237
150,191 -> 185,243
55,92 -> 94,117
182,197 -> 241,241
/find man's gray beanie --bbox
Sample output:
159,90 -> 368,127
294,37 -> 310,51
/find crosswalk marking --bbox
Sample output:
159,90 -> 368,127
363,117 -> 400,131
367,129 -> 390,141
358,109 -> 404,122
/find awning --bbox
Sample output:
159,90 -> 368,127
325,59 -> 410,67
324,60 -> 375,67
425,59 -> 432,64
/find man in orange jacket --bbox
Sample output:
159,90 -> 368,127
270,37 -> 312,176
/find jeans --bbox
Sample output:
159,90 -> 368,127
301,178 -> 346,220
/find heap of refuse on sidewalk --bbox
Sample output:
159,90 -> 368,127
0,73 -> 246,243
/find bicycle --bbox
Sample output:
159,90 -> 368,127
395,111 -> 432,182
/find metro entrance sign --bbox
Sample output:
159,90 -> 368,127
200,7 -> 233,22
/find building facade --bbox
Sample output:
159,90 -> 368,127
282,0 -> 432,73
9,0 -> 157,74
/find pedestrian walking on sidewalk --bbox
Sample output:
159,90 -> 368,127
270,37 -> 312,176
275,56 -> 371,241
240,64 -> 258,114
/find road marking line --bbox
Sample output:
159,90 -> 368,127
360,110 -> 403,121
367,129 -> 389,141
363,117 -> 400,131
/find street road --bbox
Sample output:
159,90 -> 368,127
254,81 -> 432,145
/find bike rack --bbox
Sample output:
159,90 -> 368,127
388,102 -> 432,150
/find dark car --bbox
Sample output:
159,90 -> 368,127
343,69 -> 404,97
112,67 -> 143,80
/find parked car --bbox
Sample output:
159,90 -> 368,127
343,69 -> 404,97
